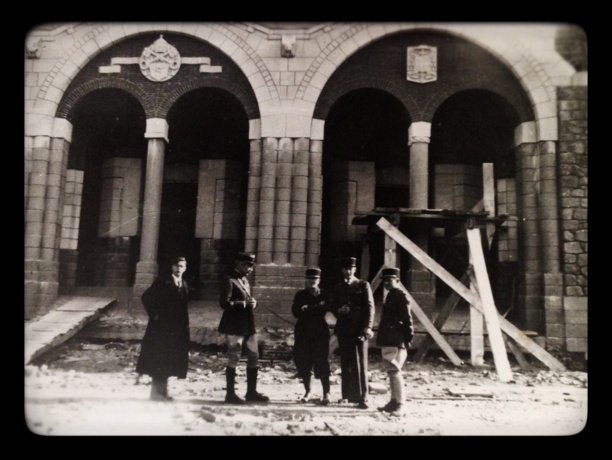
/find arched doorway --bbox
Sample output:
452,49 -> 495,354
164,87 -> 249,298
429,89 -> 519,316
321,88 -> 410,291
67,89 -> 146,289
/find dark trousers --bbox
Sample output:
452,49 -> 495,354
337,334 -> 369,403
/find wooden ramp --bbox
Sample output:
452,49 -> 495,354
24,297 -> 116,365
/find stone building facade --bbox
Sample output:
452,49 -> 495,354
24,22 -> 587,354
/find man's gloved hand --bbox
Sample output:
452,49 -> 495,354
337,304 -> 350,315
247,299 -> 257,310
361,327 -> 374,340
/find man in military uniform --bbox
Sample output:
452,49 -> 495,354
331,257 -> 375,409
218,252 -> 269,404
375,267 -> 414,416
291,267 -> 332,405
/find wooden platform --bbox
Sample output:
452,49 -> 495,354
24,296 -> 116,365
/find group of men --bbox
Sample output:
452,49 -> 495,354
136,252 -> 414,416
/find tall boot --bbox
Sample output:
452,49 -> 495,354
320,374 -> 331,405
224,367 -> 245,404
245,367 -> 269,402
378,371 -> 399,412
150,377 -> 166,401
388,371 -> 405,416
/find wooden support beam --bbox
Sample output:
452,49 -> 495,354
375,217 -> 566,372
468,263 -> 485,367
504,334 -> 531,371
482,163 -> 496,249
413,272 -> 469,363
466,228 -> 513,382
370,266 -> 384,293
399,283 -> 464,367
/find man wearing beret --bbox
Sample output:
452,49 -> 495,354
331,257 -> 375,409
218,252 -> 269,404
291,267 -> 332,405
375,267 -> 414,416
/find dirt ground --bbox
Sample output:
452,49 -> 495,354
24,337 -> 588,437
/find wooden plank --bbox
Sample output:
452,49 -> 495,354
504,334 -> 531,371
56,297 -> 116,312
399,283 -> 464,367
482,163 -> 496,249
413,272 -> 469,363
466,228 -> 513,382
468,263 -> 485,367
376,217 -> 566,372
370,266 -> 384,293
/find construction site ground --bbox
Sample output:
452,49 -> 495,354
24,331 -> 589,437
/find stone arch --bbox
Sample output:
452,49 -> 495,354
56,77 -> 149,120
313,76 -> 419,121
155,76 -> 260,119
300,23 -> 565,140
30,23 -> 276,125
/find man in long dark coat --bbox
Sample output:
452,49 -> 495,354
331,257 -> 375,409
375,267 -> 414,416
291,267 -> 332,405
136,256 -> 190,401
218,252 -> 269,404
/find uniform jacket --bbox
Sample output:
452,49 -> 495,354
375,287 -> 414,348
218,268 -> 256,336
331,276 -> 375,336
292,287 -> 332,340
136,274 -> 190,378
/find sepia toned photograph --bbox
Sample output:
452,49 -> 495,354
24,21 -> 587,436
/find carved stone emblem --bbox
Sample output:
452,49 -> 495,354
139,35 -> 181,82
407,45 -> 437,84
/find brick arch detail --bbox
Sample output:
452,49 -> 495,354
155,76 -> 259,119
302,24 -> 552,135
314,76 -> 418,121
421,78 -> 533,124
34,22 -> 275,120
56,77 -> 149,120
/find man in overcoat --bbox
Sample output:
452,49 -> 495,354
331,256 -> 375,409
136,256 -> 190,401
375,267 -> 414,416
218,252 -> 269,404
291,267 -> 332,405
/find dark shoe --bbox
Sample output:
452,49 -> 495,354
378,399 -> 398,412
245,391 -> 270,403
319,394 -> 330,406
300,391 -> 311,403
225,392 -> 245,404
357,401 -> 369,409
388,404 -> 405,417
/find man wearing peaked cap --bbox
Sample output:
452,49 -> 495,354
376,266 -> 414,417
218,251 -> 269,404
291,267 -> 332,405
331,256 -> 375,409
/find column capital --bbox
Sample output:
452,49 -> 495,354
52,117 -> 73,143
514,121 -> 537,145
408,121 -> 431,146
145,118 -> 169,143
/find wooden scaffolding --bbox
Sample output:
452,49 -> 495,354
354,164 -> 566,382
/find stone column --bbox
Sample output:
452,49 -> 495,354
133,118 -> 168,299
244,139 -> 262,254
290,138 -> 309,266
407,121 -> 434,308
257,138 -> 278,264
274,138 -> 293,264
306,138 -> 323,267
514,122 -> 543,332
24,118 -> 72,319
